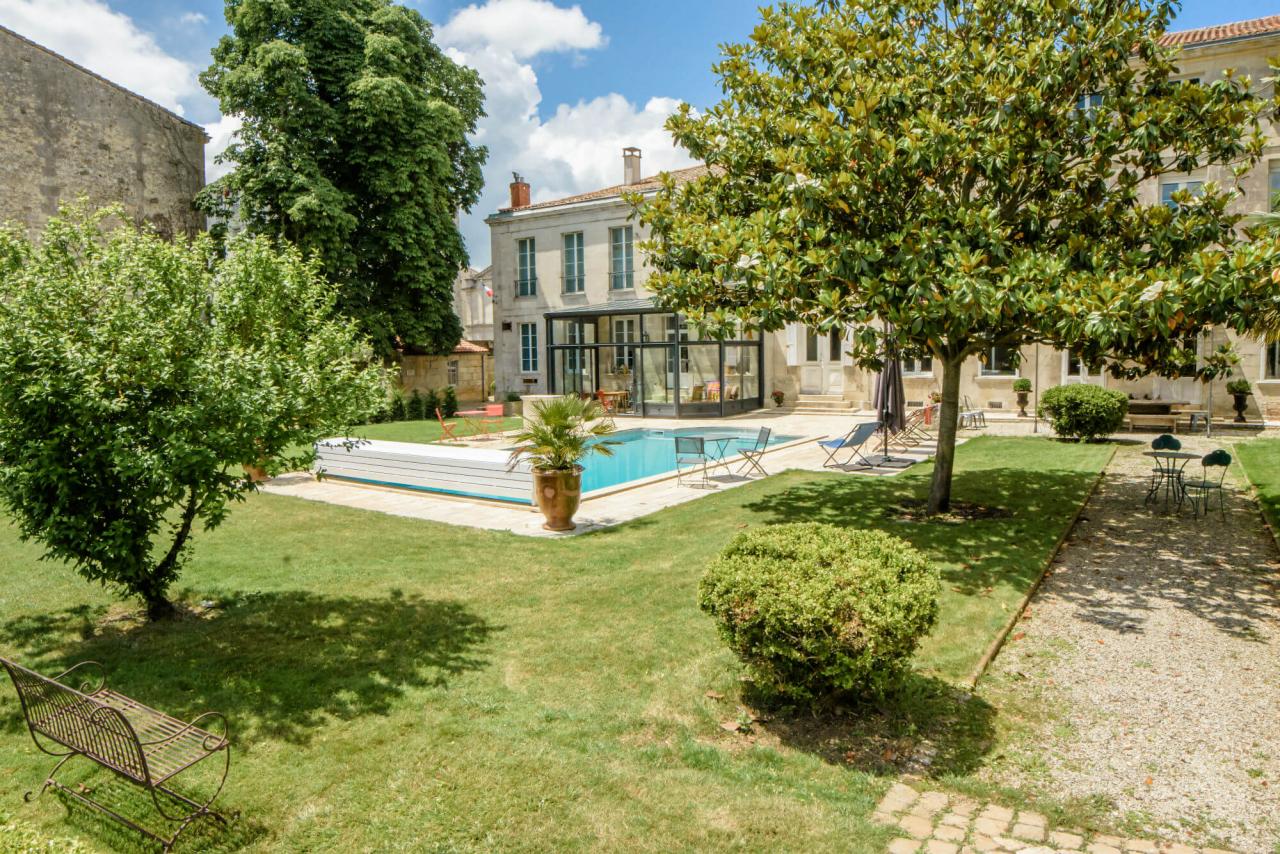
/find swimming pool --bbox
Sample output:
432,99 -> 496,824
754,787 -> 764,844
578,427 -> 799,494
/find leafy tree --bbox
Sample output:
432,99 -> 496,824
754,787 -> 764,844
0,207 -> 387,619
200,0 -> 487,359
641,0 -> 1279,513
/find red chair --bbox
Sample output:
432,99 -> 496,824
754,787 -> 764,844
435,408 -> 459,442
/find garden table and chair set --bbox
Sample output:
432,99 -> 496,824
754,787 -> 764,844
675,427 -> 773,487
1143,433 -> 1232,519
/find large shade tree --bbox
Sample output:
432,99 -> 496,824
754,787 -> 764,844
0,207 -> 387,619
641,0 -> 1280,513
201,0 -> 487,359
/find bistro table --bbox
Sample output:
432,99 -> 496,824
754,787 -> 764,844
1143,450 -> 1199,511
700,435 -> 738,475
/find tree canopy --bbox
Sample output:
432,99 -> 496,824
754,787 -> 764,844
641,0 -> 1280,512
0,207 -> 387,619
201,0 -> 487,359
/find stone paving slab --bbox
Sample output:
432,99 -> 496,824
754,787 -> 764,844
873,783 -> 1240,854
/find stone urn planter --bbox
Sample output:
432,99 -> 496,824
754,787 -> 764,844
532,466 -> 583,531
1232,393 -> 1249,423
1012,379 -> 1033,418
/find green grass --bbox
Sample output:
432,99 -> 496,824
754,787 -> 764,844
0,436 -> 1111,852
1236,438 -> 1280,537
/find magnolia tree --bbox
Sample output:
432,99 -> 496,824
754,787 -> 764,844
0,208 -> 387,619
640,0 -> 1280,513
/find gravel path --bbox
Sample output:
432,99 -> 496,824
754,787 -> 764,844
985,437 -> 1280,853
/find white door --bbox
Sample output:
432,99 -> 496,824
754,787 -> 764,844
1063,352 -> 1105,387
800,327 -> 845,394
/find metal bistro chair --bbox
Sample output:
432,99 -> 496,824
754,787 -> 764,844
737,427 -> 772,477
1183,449 -> 1232,521
675,436 -> 711,488
1145,433 -> 1185,508
960,396 -> 986,429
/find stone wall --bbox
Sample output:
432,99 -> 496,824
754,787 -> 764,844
400,352 -> 494,404
0,25 -> 206,237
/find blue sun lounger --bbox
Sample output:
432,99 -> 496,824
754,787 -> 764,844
819,420 -> 882,469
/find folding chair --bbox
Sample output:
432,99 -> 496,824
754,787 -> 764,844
435,407 -> 459,442
736,427 -> 772,477
675,436 -> 711,487
819,421 -> 882,469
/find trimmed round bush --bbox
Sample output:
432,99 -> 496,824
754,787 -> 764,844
698,522 -> 940,702
1037,384 -> 1127,441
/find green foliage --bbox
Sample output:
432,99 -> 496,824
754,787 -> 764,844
1038,385 -> 1128,441
699,523 -> 940,702
508,396 -> 618,471
408,390 -> 426,421
505,391 -> 523,403
0,811 -> 91,853
199,0 -> 487,358
389,389 -> 408,422
1227,378 -> 1252,395
639,0 -> 1277,512
0,206 -> 386,617
1012,378 -> 1033,393
423,388 -> 442,419
442,386 -> 459,417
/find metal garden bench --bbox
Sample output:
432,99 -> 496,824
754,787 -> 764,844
0,656 -> 231,852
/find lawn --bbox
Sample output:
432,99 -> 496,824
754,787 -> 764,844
324,415 -> 524,445
0,436 -> 1111,852
1235,438 -> 1280,536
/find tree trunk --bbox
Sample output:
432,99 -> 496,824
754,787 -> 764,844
144,591 -> 177,621
139,488 -> 201,621
927,356 -> 964,515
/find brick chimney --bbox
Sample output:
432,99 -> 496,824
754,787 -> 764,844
509,172 -> 530,208
623,147 -> 642,185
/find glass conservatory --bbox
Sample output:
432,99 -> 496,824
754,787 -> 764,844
545,299 -> 764,418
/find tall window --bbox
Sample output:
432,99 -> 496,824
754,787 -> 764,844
520,322 -> 538,372
902,355 -> 933,375
517,238 -> 536,296
447,360 -> 459,386
610,226 -> 634,290
981,345 -> 1018,376
562,232 -> 584,293
612,317 -> 636,370
1267,340 -> 1280,380
1160,180 -> 1204,209
1076,92 -> 1104,117
829,329 -> 843,361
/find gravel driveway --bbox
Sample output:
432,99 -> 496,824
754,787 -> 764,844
984,437 -> 1280,853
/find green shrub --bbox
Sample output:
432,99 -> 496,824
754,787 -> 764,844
1227,378 -> 1252,395
423,387 -> 441,419
389,389 -> 408,421
1037,384 -> 1127,441
1012,378 -> 1032,393
505,391 -> 522,403
442,386 -> 459,417
408,389 -> 425,421
698,522 -> 940,702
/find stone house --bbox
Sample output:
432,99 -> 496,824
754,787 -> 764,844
0,24 -> 207,237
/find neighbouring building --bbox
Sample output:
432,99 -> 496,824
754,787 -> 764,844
398,266 -> 496,404
0,24 -> 207,237
487,16 -> 1280,423
455,265 -> 494,346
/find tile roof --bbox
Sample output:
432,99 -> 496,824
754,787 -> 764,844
1158,14 -> 1280,48
499,164 -> 711,214
453,339 -> 491,354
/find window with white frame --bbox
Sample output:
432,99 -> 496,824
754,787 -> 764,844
562,232 -> 584,293
612,317 -> 636,370
519,322 -> 538,372
610,226 -> 634,290
981,345 -> 1018,376
1267,340 -> 1280,380
1160,180 -> 1204,209
902,354 -> 933,375
517,238 -> 536,296
1076,92 -> 1104,117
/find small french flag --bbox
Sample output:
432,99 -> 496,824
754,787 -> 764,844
484,286 -> 493,298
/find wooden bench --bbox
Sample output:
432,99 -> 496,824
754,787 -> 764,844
1126,413 -> 1179,433
0,656 -> 231,852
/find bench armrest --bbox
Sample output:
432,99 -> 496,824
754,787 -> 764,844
52,661 -> 106,695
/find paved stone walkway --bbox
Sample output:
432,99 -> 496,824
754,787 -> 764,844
983,438 -> 1280,852
874,782 -> 1239,854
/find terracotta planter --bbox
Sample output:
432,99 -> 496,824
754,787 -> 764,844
1015,391 -> 1030,418
1232,393 -> 1249,423
242,463 -> 269,483
532,466 -> 583,531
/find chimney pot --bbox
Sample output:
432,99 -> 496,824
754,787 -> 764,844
509,172 -> 530,209
623,147 -> 642,185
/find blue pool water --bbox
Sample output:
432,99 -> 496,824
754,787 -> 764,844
578,427 -> 798,494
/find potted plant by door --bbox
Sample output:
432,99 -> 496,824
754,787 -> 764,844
1012,378 -> 1033,417
771,389 -> 786,408
509,395 -> 618,531
1226,378 -> 1252,423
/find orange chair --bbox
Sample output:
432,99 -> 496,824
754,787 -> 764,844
481,403 -> 506,437
435,408 -> 459,442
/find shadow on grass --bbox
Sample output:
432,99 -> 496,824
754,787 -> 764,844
745,673 -> 996,779
0,589 -> 497,745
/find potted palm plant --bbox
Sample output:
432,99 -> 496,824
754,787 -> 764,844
509,395 -> 618,531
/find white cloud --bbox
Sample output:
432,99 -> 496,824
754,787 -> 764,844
178,11 -> 207,26
440,1 -> 694,266
0,0 -> 199,116
439,0 -> 605,59
202,114 -> 243,182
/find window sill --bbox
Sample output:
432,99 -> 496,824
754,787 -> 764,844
976,374 -> 1019,382
902,373 -> 935,380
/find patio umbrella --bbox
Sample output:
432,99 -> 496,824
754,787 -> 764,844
872,334 -> 909,466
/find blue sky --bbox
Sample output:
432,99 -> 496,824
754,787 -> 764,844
0,0 -> 1275,264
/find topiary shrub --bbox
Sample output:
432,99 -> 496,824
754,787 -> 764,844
1037,384 -> 1127,441
408,389 -> 425,421
423,387 -> 441,419
442,385 -> 459,417
698,522 -> 940,703
389,389 -> 408,422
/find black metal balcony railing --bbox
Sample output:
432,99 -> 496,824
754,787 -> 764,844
515,275 -> 537,297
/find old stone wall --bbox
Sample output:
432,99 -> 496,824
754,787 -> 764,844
0,25 -> 206,237
400,352 -> 494,404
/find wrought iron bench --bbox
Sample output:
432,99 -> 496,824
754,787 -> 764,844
0,656 -> 231,852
